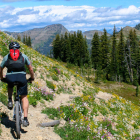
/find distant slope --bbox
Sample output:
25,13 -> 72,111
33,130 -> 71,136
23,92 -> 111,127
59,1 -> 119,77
6,25 -> 110,56
5,24 -> 69,55
83,30 -> 111,40
117,26 -> 140,40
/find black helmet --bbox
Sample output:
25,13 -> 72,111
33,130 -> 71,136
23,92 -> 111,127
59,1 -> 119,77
9,42 -> 20,49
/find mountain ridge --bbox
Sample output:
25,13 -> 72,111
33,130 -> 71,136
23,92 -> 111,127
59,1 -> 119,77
5,24 -> 69,55
5,24 -> 111,55
4,24 -> 140,56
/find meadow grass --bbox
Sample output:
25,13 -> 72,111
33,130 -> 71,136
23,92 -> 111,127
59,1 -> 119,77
0,31 -> 140,139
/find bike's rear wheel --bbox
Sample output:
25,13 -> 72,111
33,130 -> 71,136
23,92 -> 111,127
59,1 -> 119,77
16,101 -> 21,139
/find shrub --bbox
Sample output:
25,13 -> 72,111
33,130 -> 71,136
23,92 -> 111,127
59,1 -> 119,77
42,107 -> 60,119
46,80 -> 55,90
59,105 -> 81,121
52,74 -> 59,81
28,96 -> 37,107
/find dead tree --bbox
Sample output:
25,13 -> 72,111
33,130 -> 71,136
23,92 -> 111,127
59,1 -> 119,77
124,40 -> 134,83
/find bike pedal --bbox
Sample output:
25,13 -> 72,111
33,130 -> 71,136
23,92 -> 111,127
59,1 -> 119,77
8,106 -> 13,110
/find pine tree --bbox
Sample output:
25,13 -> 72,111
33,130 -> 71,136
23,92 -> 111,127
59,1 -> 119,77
25,35 -> 28,45
137,47 -> 140,84
73,32 -> 77,65
83,36 -> 90,65
64,32 -> 71,63
60,34 -> 65,61
100,28 -> 109,69
23,35 -> 26,44
75,30 -> 85,66
132,30 -> 139,85
110,25 -> 118,81
124,39 -> 134,83
91,32 -> 101,69
17,35 -> 21,41
124,29 -> 139,84
117,28 -> 126,82
52,34 -> 61,59
28,36 -> 31,47
69,32 -> 77,64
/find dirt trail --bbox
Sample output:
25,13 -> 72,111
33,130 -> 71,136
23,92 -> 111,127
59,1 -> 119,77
0,100 -> 62,140
0,90 -> 114,140
0,93 -> 73,140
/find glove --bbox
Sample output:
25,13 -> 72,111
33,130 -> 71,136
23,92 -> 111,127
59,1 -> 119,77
28,77 -> 34,83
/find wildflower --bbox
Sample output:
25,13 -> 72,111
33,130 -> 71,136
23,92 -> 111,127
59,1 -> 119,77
101,135 -> 104,138
87,126 -> 90,131
50,89 -> 54,93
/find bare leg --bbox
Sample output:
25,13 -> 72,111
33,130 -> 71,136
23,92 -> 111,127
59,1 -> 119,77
21,95 -> 29,118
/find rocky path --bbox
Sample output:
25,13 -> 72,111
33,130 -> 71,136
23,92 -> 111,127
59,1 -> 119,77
0,91 -> 114,140
0,93 -> 74,140
0,101 -> 61,140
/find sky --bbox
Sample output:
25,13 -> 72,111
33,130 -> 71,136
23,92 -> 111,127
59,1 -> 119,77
0,0 -> 140,32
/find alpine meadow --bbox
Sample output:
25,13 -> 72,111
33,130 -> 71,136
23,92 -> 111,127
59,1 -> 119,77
0,23 -> 140,140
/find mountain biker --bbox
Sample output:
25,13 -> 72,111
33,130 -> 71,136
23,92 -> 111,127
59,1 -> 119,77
0,42 -> 34,127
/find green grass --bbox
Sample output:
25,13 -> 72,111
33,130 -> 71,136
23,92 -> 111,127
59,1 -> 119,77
46,80 -> 56,90
94,81 -> 140,106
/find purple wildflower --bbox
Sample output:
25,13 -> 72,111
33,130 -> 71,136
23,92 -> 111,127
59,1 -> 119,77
107,124 -> 110,126
56,68 -> 61,74
87,126 -> 90,131
101,135 -> 105,138
77,127 -> 79,132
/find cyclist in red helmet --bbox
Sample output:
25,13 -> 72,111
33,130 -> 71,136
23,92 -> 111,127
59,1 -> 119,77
0,42 -> 34,127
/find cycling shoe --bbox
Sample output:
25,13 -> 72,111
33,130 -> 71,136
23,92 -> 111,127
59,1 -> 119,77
22,119 -> 29,127
8,101 -> 13,110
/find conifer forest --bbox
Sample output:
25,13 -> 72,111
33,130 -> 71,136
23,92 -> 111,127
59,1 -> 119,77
52,26 -> 140,86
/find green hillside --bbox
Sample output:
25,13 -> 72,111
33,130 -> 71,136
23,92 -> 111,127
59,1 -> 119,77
0,31 -> 140,139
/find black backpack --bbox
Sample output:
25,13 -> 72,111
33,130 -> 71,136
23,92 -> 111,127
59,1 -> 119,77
5,52 -> 26,73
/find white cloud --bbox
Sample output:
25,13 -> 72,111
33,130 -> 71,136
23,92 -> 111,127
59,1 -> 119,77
0,20 -> 11,28
109,21 -> 123,25
0,5 -> 140,32
17,14 -> 38,24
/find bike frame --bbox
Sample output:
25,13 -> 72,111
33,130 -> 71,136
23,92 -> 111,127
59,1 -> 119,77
13,85 -> 23,121
13,83 -> 23,139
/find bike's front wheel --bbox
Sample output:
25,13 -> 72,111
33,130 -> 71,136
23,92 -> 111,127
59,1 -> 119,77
16,101 -> 21,139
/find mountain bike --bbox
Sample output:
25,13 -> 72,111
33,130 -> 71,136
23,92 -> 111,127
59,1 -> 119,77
2,78 -> 31,139
13,81 -> 23,139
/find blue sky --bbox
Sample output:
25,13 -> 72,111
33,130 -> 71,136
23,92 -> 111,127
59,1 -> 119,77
0,0 -> 140,32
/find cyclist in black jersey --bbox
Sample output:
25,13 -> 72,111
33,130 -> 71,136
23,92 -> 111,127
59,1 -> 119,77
0,42 -> 34,127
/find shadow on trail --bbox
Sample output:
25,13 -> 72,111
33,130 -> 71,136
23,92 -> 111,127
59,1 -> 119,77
1,116 -> 27,139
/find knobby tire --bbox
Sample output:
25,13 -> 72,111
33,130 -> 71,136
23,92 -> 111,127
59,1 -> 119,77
16,101 -> 20,139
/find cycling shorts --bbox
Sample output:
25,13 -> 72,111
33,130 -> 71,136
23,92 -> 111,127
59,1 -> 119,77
6,73 -> 28,95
